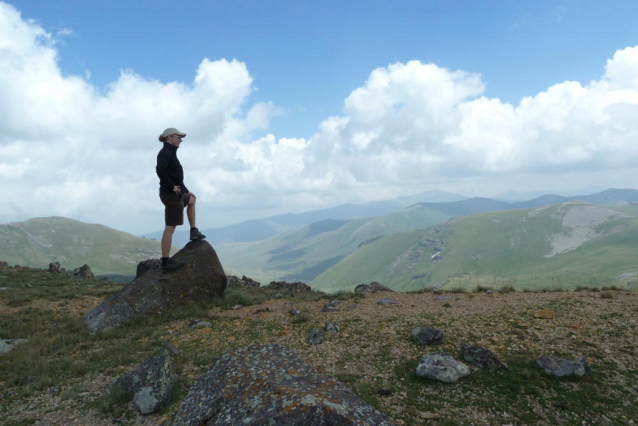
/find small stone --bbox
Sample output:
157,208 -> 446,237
375,297 -> 398,305
188,320 -> 213,329
412,328 -> 444,346
416,352 -> 470,383
231,304 -> 244,310
533,309 -> 555,319
325,322 -> 340,334
322,303 -> 337,312
420,412 -> 440,419
460,343 -> 508,370
307,328 -> 324,345
536,356 -> 592,377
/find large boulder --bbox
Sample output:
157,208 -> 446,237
172,344 -> 394,425
85,240 -> 227,333
69,264 -> 95,279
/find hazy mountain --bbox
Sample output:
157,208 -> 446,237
310,202 -> 638,292
216,205 -> 452,284
0,217 -> 161,277
412,188 -> 638,216
143,189 -> 465,246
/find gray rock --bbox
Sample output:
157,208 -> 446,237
266,280 -> 312,293
0,339 -> 28,354
307,328 -> 324,345
375,297 -> 398,305
112,348 -> 174,414
536,356 -> 592,377
412,328 -> 443,346
355,282 -> 395,294
227,275 -> 261,288
322,302 -> 338,312
69,264 -> 94,279
460,343 -> 508,370
416,352 -> 470,383
48,262 -> 65,273
288,309 -> 303,316
434,296 -> 449,301
0,261 -> 8,269
172,344 -> 393,426
188,320 -> 213,329
85,240 -> 227,333
136,259 -> 161,277
325,322 -> 340,334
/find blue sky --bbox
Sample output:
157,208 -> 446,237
2,1 -> 638,234
11,0 -> 638,138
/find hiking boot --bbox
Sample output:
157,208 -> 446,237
161,259 -> 185,272
190,227 -> 206,241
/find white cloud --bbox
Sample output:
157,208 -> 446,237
2,2 -> 638,233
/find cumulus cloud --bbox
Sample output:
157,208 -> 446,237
2,2 -> 638,233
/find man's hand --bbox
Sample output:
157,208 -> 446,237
173,186 -> 182,196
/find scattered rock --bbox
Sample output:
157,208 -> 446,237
266,280 -> 312,293
136,259 -> 161,277
416,352 -> 471,383
288,309 -> 304,316
188,320 -> 213,329
322,302 -> 338,312
355,282 -> 395,293
420,412 -> 441,420
536,356 -> 592,377
111,347 -> 174,414
412,328 -> 444,346
172,344 -> 393,425
230,304 -> 243,310
307,328 -> 324,345
69,264 -> 94,279
460,343 -> 508,370
48,262 -> 65,273
375,297 -> 399,305
325,322 -> 340,333
0,339 -> 28,354
227,275 -> 261,288
85,240 -> 227,333
0,261 -> 8,269
533,309 -> 556,319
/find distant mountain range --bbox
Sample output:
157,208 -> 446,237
142,189 -> 466,247
216,188 -> 638,287
2,188 -> 638,291
310,201 -> 638,292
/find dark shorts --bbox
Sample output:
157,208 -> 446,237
160,192 -> 191,226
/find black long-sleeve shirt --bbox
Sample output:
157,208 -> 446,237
156,142 -> 189,195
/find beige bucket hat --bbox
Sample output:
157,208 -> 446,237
159,128 -> 187,142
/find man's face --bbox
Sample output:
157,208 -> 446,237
167,134 -> 183,147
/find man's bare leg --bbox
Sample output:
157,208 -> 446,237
161,225 -> 176,258
187,195 -> 206,240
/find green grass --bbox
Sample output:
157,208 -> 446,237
1,266 -> 636,425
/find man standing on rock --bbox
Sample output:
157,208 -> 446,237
156,128 -> 206,272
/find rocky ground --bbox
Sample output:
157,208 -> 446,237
1,281 -> 637,425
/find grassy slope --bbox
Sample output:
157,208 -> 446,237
216,206 -> 451,284
0,217 -> 163,276
311,203 -> 638,293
